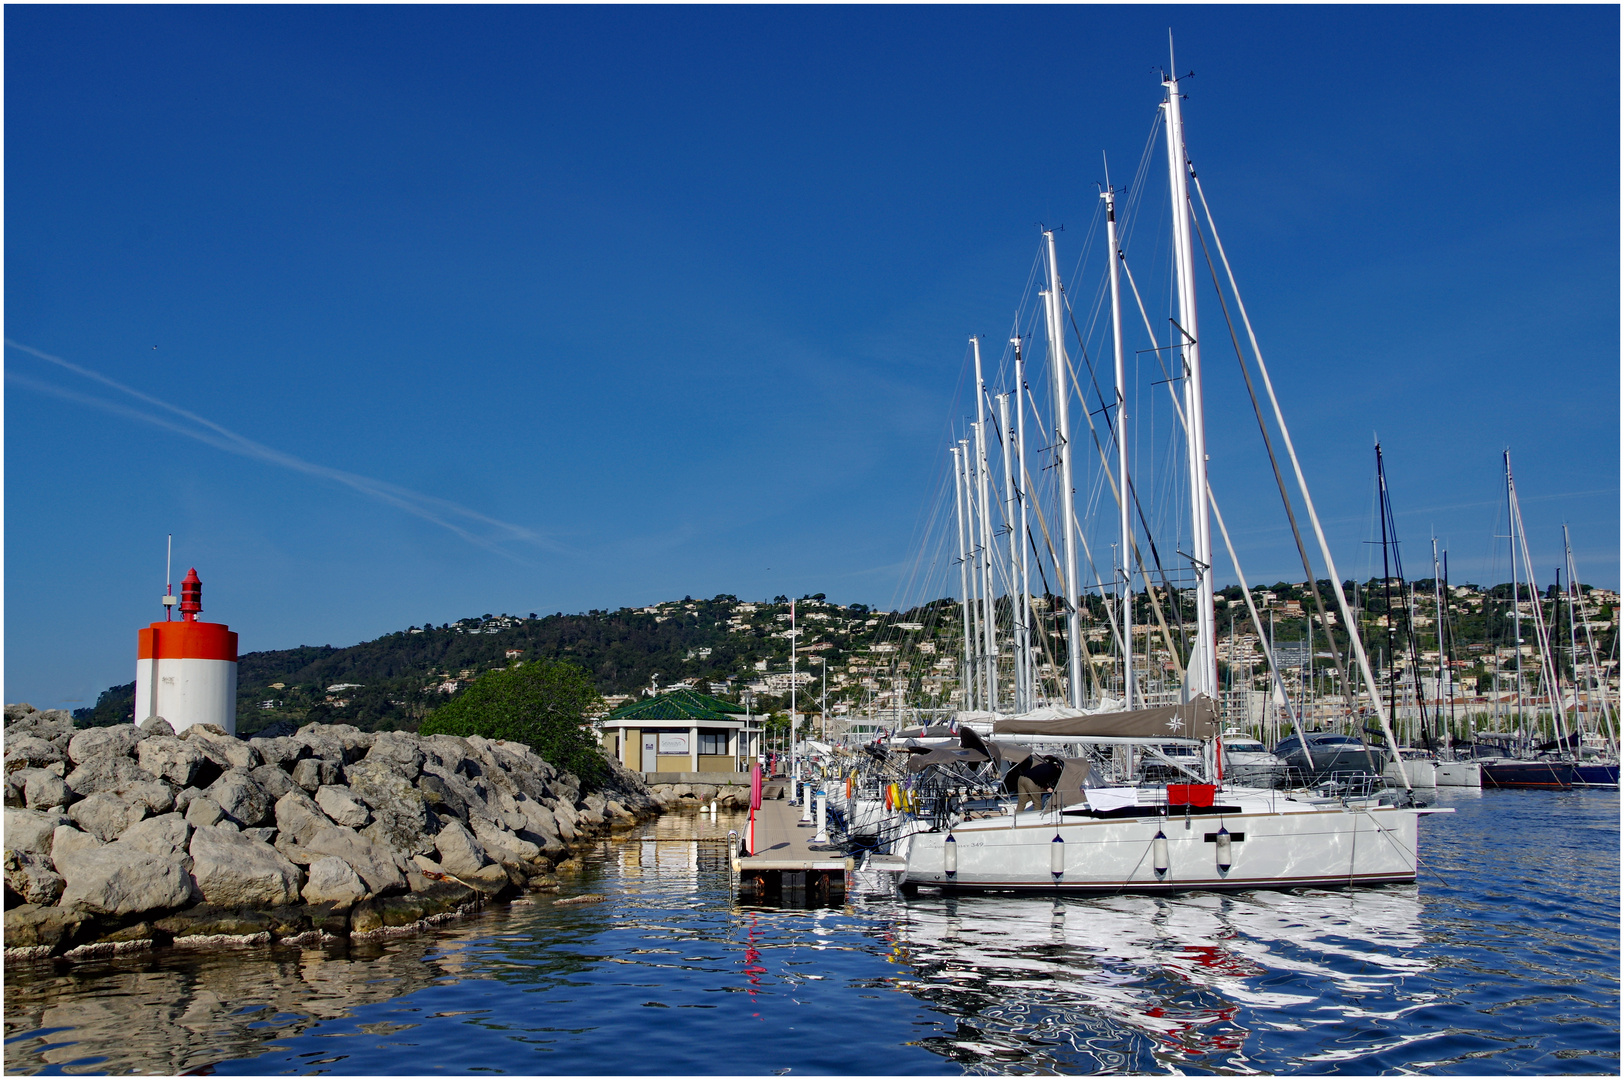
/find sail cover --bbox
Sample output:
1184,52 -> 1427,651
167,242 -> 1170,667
993,695 -> 1220,741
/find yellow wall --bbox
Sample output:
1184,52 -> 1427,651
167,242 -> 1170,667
698,755 -> 740,772
656,754 -> 693,771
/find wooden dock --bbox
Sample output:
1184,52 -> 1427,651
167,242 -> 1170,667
733,795 -> 851,905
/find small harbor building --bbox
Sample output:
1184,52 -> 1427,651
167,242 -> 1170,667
601,689 -> 762,776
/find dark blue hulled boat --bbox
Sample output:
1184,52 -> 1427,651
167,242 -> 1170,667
1478,758 -> 1575,789
1573,762 -> 1620,788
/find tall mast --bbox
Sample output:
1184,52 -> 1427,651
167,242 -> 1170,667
997,390 -> 1025,713
1043,232 -> 1085,708
1013,337 -> 1034,711
1506,451 -> 1525,741
972,338 -> 998,712
950,444 -> 974,711
958,440 -> 983,707
1431,536 -> 1449,744
1104,184 -> 1133,708
1163,61 -> 1217,700
1507,455 -> 1570,753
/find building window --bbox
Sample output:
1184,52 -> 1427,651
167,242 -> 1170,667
700,731 -> 728,755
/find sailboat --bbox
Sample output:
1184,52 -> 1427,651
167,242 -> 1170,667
896,58 -> 1448,893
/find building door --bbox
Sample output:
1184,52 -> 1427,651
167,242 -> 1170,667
641,734 -> 657,773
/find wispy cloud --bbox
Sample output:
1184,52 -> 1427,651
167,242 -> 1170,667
6,340 -> 564,561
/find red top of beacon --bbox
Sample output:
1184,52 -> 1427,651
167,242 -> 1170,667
180,567 -> 203,621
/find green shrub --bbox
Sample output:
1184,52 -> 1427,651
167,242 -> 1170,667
419,661 -> 605,784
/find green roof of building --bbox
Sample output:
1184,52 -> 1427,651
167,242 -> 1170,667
605,688 -> 747,723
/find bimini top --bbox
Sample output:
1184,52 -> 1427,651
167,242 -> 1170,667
993,695 -> 1220,741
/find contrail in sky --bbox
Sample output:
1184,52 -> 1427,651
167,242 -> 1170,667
6,340 -> 561,561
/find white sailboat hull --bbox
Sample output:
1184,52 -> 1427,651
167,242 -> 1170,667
901,794 -> 1422,893
1435,761 -> 1482,787
1383,758 -> 1439,789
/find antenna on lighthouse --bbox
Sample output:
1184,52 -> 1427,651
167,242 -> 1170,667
162,535 -> 177,621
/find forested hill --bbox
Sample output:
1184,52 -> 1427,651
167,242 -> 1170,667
75,594 -> 908,736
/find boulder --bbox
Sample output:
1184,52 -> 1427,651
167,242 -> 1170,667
207,769 -> 271,827
188,827 -> 302,907
57,843 -> 192,916
4,903 -> 92,953
415,772 -> 468,819
4,703 -> 37,723
5,807 -> 71,854
315,785 -> 372,828
69,791 -> 149,842
242,827 -> 278,844
4,849 -> 65,905
116,780 -> 176,815
136,737 -> 205,787
121,813 -> 191,857
290,756 -> 341,792
250,764 -> 297,801
50,824 -> 103,876
294,724 -> 372,764
67,725 -> 139,765
64,755 -> 158,799
184,797 -> 225,829
181,727 -> 261,771
301,856 -> 367,905
17,768 -> 71,811
365,732 -> 425,775
154,905 -> 274,939
434,819 -> 490,877
299,826 -> 405,896
346,760 -> 434,856
247,736 -> 307,770
5,735 -> 65,775
272,789 -> 337,846
471,818 -> 541,862
137,716 -> 176,739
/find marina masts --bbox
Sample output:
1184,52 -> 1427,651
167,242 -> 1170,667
950,444 -> 974,710
972,338 -> 999,712
1043,229 -> 1085,708
997,388 -> 1026,713
1162,65 -> 1218,700
1104,184 -> 1133,708
1012,336 -> 1035,712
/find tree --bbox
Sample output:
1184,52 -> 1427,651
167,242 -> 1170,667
419,660 -> 605,784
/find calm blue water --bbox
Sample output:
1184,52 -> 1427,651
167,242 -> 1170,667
5,788 -> 1617,1074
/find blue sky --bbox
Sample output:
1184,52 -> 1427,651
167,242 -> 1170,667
6,6 -> 1618,710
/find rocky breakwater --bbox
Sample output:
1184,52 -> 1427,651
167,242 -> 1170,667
2,704 -> 661,961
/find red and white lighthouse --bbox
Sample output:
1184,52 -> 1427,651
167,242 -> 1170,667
135,568 -> 239,734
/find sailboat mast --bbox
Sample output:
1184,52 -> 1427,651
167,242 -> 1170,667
1104,185 -> 1133,709
1432,537 -> 1449,744
1505,451 -> 1526,743
950,444 -> 974,711
972,338 -> 999,712
1043,231 -> 1085,708
1162,66 -> 1217,700
1013,337 -> 1034,711
997,390 -> 1025,713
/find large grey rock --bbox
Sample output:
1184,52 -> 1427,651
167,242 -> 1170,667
67,725 -> 140,765
273,790 -> 336,846
64,755 -> 158,798
293,724 -> 373,764
415,772 -> 469,819
434,819 -> 490,877
315,785 -> 371,828
184,797 -> 225,829
5,709 -> 76,746
188,826 -> 302,907
4,849 -> 64,905
121,812 -> 191,857
136,737 -> 205,787
471,817 -> 541,862
300,826 -> 405,896
365,732 -> 425,775
50,824 -> 103,876
137,715 -> 176,739
346,760 -> 434,856
4,703 -> 38,723
14,768 -> 71,811
58,843 -> 192,916
247,736 -> 307,769
5,807 -> 70,854
250,763 -> 297,801
180,726 -> 261,770
301,855 -> 367,905
289,756 -> 341,792
5,735 -> 65,774
69,791 -> 149,842
116,780 -> 176,816
206,769 -> 271,827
